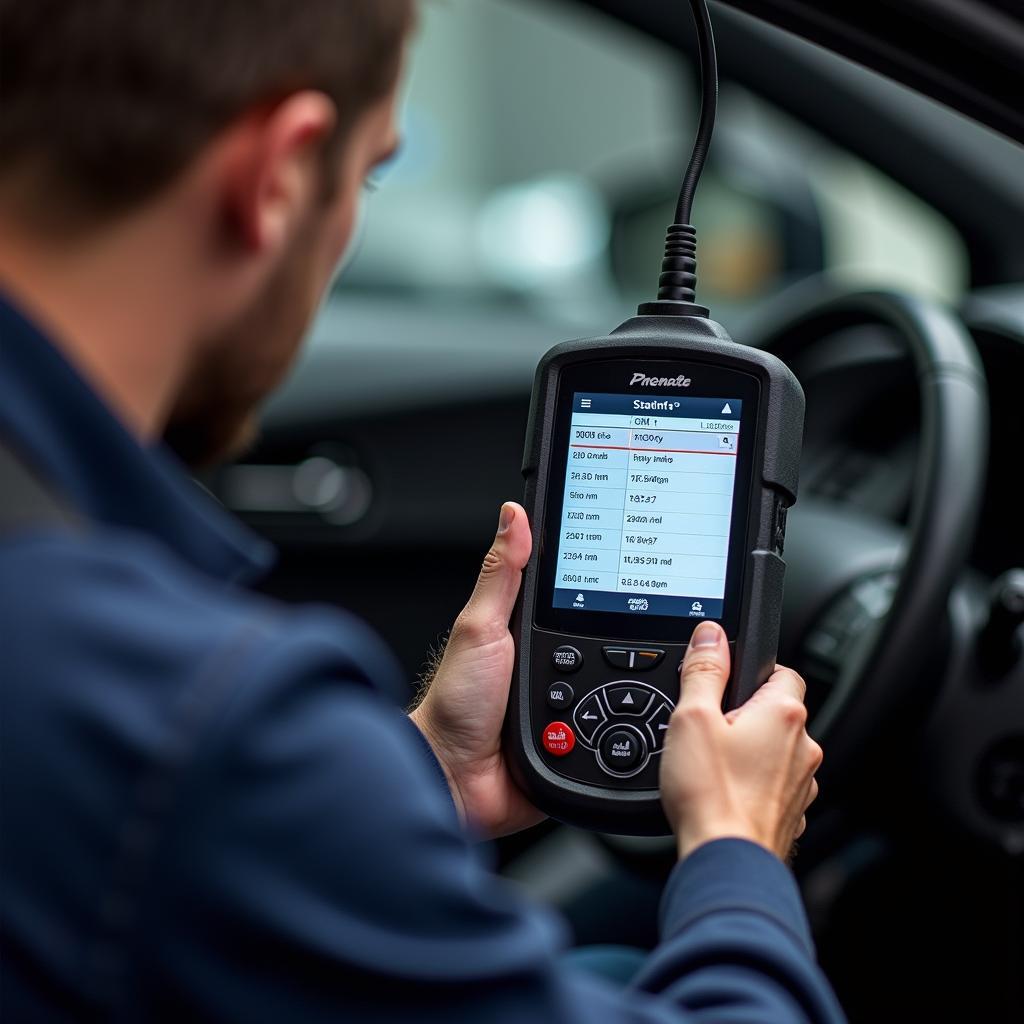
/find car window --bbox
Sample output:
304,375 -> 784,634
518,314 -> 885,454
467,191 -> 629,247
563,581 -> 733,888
322,0 -> 967,338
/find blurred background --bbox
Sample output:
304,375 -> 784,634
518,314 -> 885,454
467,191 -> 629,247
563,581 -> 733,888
308,0 -> 965,350
236,0 -> 1023,685
209,4 -> 1024,1021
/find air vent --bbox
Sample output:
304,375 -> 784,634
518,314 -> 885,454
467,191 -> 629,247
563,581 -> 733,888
808,447 -> 876,502
219,454 -> 372,526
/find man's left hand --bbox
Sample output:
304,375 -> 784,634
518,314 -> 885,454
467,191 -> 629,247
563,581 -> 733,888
410,502 -> 545,838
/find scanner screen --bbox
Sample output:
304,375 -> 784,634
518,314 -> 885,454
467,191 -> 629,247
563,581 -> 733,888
552,391 -> 743,621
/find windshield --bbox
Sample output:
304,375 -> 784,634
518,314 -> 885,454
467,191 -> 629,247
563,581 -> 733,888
311,0 -> 968,349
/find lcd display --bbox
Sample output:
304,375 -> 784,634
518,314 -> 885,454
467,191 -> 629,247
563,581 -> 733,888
551,391 -> 743,620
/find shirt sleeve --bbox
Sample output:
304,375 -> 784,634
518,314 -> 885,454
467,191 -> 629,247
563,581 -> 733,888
633,839 -> 848,1022
131,610 -> 846,1024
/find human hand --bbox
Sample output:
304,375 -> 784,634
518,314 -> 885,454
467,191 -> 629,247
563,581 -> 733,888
410,502 -> 545,838
660,620 -> 823,862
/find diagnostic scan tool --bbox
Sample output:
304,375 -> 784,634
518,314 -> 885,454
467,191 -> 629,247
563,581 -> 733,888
505,1 -> 805,835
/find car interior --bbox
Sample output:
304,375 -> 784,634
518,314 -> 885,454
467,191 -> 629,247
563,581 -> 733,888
204,2 -> 1024,1019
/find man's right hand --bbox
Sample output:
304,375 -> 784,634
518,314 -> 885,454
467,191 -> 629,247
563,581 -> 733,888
660,619 -> 823,862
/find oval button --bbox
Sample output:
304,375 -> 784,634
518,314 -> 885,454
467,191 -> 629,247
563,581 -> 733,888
551,645 -> 583,673
547,682 -> 574,710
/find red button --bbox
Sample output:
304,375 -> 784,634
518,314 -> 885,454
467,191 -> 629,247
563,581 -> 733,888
542,721 -> 575,756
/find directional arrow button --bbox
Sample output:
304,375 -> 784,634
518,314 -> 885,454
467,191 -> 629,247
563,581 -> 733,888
572,693 -> 607,744
646,701 -> 674,751
606,686 -> 653,716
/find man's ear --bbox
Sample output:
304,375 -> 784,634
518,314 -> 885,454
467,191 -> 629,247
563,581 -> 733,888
220,90 -> 338,254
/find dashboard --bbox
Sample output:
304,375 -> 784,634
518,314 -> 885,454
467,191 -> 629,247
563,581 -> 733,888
208,286 -> 1024,679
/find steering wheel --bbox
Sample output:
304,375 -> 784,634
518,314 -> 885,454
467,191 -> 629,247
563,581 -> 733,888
752,283 -> 989,793
596,283 -> 988,863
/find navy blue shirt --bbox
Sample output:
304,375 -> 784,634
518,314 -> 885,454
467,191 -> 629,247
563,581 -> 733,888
0,294 -> 846,1022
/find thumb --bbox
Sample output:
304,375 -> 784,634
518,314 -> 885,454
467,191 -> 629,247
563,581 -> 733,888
677,621 -> 731,710
458,502 -> 532,641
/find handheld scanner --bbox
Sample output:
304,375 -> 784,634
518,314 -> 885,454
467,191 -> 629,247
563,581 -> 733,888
506,314 -> 804,835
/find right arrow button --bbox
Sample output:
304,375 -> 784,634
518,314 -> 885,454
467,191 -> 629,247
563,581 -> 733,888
646,700 -> 673,751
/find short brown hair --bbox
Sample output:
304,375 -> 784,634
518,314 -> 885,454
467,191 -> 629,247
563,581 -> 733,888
0,0 -> 413,219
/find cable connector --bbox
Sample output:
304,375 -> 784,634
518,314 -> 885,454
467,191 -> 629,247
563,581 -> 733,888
658,223 -> 698,302
637,223 -> 709,317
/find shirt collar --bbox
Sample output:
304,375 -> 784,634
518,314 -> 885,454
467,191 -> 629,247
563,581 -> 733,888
0,291 -> 275,585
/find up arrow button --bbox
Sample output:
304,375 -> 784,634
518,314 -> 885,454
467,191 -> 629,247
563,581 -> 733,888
607,686 -> 653,716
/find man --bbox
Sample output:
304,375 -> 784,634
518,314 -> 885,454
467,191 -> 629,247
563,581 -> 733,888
0,2 -> 843,1021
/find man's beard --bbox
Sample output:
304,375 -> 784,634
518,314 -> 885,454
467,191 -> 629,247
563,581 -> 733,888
162,309 -> 278,470
162,402 -> 260,471
163,221 -> 324,470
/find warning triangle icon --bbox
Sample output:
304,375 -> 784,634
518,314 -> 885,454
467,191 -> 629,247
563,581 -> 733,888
621,692 -> 634,705
722,403 -> 732,414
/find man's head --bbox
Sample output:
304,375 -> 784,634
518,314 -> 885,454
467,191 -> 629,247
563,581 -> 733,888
0,0 -> 413,464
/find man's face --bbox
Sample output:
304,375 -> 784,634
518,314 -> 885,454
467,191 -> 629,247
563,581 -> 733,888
164,85 -> 402,468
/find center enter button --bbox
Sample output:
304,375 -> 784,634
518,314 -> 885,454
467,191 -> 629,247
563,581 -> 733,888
606,686 -> 653,716
599,728 -> 645,773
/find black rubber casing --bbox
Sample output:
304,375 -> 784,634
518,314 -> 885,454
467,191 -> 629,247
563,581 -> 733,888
505,315 -> 805,835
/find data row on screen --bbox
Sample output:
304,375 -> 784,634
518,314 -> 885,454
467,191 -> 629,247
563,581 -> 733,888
562,508 -> 733,534
570,412 -> 739,430
556,570 -> 726,597
571,426 -> 738,453
558,527 -> 729,555
569,449 -> 736,471
563,487 -> 732,516
557,550 -> 726,575
565,468 -> 736,493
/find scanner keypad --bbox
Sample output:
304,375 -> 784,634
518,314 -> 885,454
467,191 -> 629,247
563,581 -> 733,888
531,633 -> 684,789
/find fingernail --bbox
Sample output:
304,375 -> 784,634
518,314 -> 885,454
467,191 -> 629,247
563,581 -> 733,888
497,503 -> 514,534
690,621 -> 720,648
